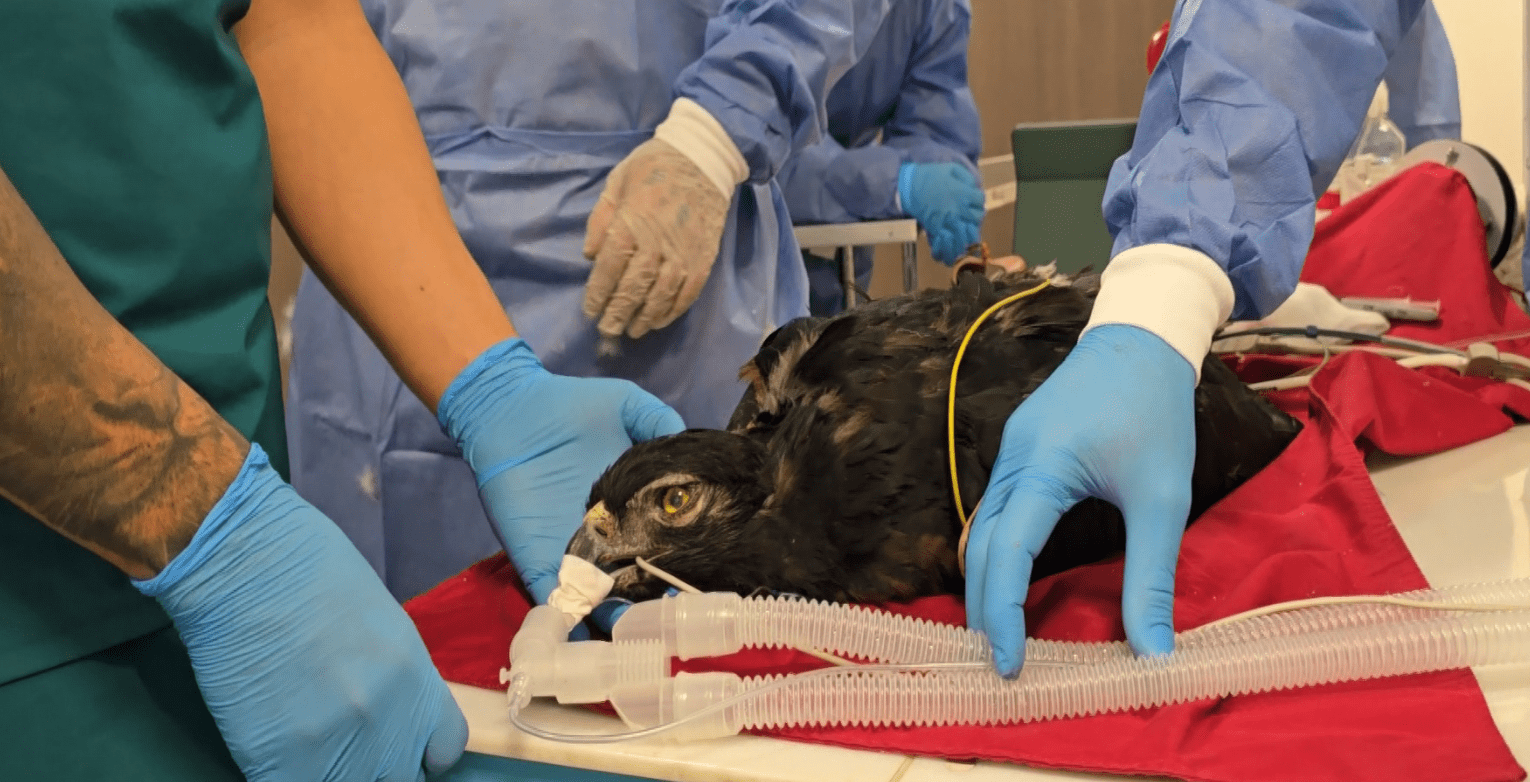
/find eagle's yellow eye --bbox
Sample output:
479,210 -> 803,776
662,486 -> 691,515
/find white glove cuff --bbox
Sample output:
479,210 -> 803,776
1081,244 -> 1236,382
654,97 -> 748,197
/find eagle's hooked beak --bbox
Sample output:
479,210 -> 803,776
583,501 -> 616,540
570,501 -> 644,581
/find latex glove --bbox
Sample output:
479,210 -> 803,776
898,162 -> 986,265
582,137 -> 730,340
964,324 -> 1197,677
134,445 -> 466,782
438,338 -> 685,604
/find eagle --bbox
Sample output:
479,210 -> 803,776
567,266 -> 1302,605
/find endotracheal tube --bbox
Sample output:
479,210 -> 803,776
508,556 -> 1530,743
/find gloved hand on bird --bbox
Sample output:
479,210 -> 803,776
134,445 -> 468,781
582,98 -> 748,341
437,337 -> 685,611
965,323 -> 1198,678
899,161 -> 987,265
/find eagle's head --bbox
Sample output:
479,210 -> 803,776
566,429 -> 772,601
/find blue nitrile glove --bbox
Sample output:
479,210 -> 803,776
438,338 -> 685,605
964,324 -> 1197,677
589,598 -> 633,634
898,162 -> 986,264
134,444 -> 466,782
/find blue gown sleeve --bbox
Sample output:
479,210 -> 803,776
672,0 -> 895,184
1103,0 -> 1429,321
777,136 -> 906,224
879,0 -> 981,170
774,0 -> 980,224
1384,1 -> 1461,148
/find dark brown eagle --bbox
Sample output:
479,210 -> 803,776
567,267 -> 1302,604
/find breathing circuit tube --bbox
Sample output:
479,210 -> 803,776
609,579 -> 1530,666
504,578 -> 1530,742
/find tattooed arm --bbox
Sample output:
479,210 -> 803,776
0,166 -> 247,579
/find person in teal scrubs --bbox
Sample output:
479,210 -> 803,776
0,0 -> 889,775
0,0 -> 818,777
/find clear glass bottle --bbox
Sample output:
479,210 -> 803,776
1336,85 -> 1407,204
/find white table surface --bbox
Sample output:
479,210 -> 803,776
452,425 -> 1530,782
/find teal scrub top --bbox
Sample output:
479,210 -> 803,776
0,0 -> 288,687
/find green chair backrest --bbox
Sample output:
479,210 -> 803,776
1011,119 -> 1138,275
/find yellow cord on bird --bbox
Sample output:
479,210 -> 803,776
947,279 -> 1051,530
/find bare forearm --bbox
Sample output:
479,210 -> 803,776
0,168 -> 247,579
236,0 -> 516,413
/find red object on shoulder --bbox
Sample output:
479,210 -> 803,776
1147,19 -> 1170,73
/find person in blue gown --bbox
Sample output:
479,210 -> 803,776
285,0 -> 893,600
965,0 -> 1463,678
775,0 -> 985,316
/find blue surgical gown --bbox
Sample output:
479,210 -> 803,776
1384,2 -> 1461,149
285,0 -> 890,599
1104,0 -> 1435,321
776,0 -> 981,315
